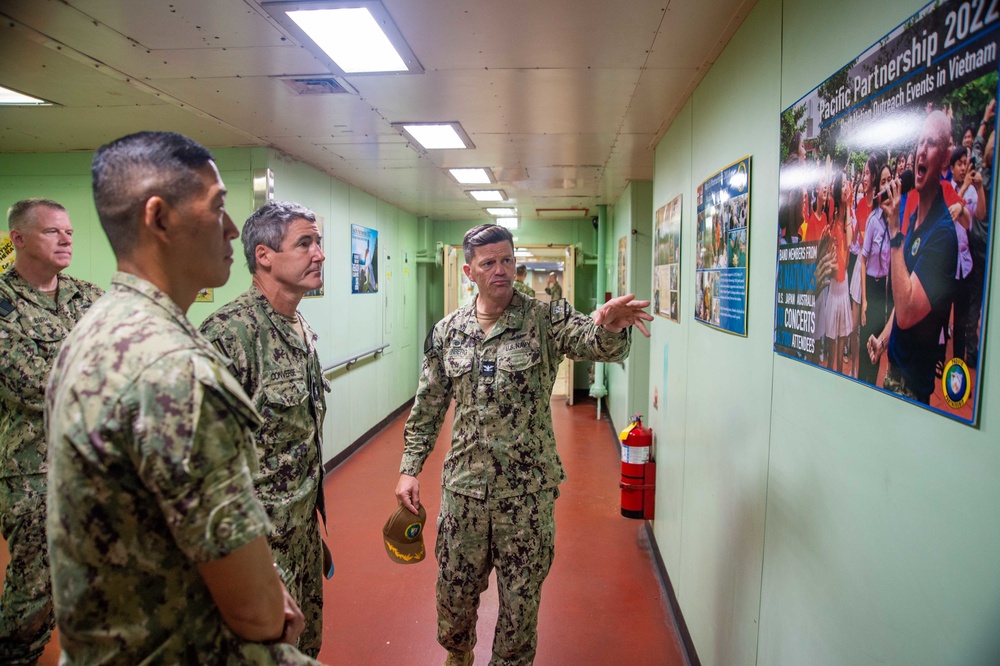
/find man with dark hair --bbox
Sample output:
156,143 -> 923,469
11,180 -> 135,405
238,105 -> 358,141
46,132 -> 317,664
395,223 -> 653,666
868,111 -> 959,404
200,200 -> 330,658
0,198 -> 102,664
513,263 -> 534,297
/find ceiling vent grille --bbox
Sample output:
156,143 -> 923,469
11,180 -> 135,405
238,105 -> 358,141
280,77 -> 356,95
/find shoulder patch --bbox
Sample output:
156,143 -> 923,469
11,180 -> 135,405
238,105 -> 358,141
423,327 -> 437,356
0,298 -> 14,319
549,298 -> 569,326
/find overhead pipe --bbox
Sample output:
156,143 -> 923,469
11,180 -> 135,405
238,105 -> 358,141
589,204 -> 608,419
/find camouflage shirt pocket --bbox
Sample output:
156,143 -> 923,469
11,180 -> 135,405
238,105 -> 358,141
443,350 -> 474,378
497,350 -> 541,393
263,378 -> 309,408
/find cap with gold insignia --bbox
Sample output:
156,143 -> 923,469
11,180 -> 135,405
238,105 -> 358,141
382,504 -> 427,564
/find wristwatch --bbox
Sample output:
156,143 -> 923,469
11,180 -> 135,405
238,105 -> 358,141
890,231 -> 905,249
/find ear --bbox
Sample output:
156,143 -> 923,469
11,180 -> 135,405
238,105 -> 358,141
462,263 -> 471,279
9,229 -> 25,249
255,244 -> 273,270
143,196 -> 171,240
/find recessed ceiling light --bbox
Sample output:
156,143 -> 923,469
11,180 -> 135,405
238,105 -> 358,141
486,207 -> 517,217
0,86 -> 48,105
263,1 -> 422,75
497,218 -> 519,229
449,168 -> 494,185
467,190 -> 506,202
393,122 -> 473,150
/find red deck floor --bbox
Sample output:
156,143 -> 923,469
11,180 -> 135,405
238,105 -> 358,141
2,396 -> 687,665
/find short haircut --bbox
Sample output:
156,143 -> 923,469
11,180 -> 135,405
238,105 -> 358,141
950,145 -> 969,169
91,131 -> 214,257
515,263 -> 527,277
462,223 -> 513,262
7,198 -> 66,232
241,200 -> 317,273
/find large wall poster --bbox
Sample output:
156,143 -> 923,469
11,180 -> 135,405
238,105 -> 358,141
653,194 -> 682,322
351,224 -> 378,294
695,156 -> 751,335
775,0 -> 998,425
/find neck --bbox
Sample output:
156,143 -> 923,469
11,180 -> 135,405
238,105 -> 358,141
117,252 -> 197,314
253,274 -> 302,317
476,291 -> 512,315
915,184 -> 938,229
12,262 -> 60,292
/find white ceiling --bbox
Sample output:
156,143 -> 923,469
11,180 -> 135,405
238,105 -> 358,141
0,0 -> 756,221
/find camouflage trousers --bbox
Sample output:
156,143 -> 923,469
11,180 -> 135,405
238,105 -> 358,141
0,477 -> 54,665
270,519 -> 325,658
436,488 -> 556,666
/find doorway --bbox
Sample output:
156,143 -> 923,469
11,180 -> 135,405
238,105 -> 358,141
443,243 -> 576,402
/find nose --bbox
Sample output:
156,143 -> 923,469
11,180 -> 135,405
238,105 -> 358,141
223,212 -> 238,241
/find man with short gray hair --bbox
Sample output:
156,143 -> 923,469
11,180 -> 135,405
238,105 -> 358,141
0,198 -> 102,664
200,200 -> 330,658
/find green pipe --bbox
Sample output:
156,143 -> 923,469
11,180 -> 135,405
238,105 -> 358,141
590,204 -> 608,418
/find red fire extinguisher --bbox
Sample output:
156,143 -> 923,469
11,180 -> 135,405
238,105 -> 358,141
619,414 -> 655,520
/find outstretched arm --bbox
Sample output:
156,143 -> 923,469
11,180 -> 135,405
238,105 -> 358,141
592,294 -> 654,337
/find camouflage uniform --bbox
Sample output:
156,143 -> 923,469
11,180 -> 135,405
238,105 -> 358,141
513,280 -> 534,298
544,282 -> 562,302
45,273 -> 318,665
200,286 -> 329,658
401,291 -> 631,665
0,269 -> 102,665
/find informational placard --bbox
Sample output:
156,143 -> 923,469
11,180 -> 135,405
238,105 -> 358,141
695,156 -> 751,335
0,232 -> 14,274
653,194 -> 682,322
775,0 -> 998,425
351,224 -> 378,294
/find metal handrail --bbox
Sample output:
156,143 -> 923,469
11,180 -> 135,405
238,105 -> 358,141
324,343 -> 389,373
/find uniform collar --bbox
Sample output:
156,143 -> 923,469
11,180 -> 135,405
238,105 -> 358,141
458,292 -> 526,340
249,285 -> 311,353
110,272 -> 213,354
3,268 -> 80,310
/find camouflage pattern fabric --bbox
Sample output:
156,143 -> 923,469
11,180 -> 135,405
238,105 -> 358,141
512,280 -> 535,298
401,290 -> 630,497
200,286 -> 329,658
436,488 -> 556,665
544,282 -> 562,302
402,291 -> 630,664
45,273 -> 318,665
0,269 -> 102,664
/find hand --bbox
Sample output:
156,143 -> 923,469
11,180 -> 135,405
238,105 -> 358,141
593,294 -> 654,337
972,169 -> 983,188
985,98 -> 996,125
879,177 -> 901,235
866,334 -> 884,364
279,584 -> 305,645
395,474 -> 421,513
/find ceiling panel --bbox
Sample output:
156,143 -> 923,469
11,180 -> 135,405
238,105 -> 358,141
0,0 -> 756,221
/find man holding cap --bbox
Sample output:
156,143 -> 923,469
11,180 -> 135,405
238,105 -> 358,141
395,223 -> 652,666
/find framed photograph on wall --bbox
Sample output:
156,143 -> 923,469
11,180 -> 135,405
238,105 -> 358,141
694,155 -> 751,335
351,223 -> 378,294
774,0 -> 999,425
653,194 -> 682,322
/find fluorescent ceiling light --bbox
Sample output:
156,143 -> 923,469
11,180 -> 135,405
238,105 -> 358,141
497,218 -> 519,229
449,168 -> 494,184
262,1 -> 422,75
467,190 -> 506,202
486,207 -> 517,217
0,86 -> 48,105
393,122 -> 473,150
